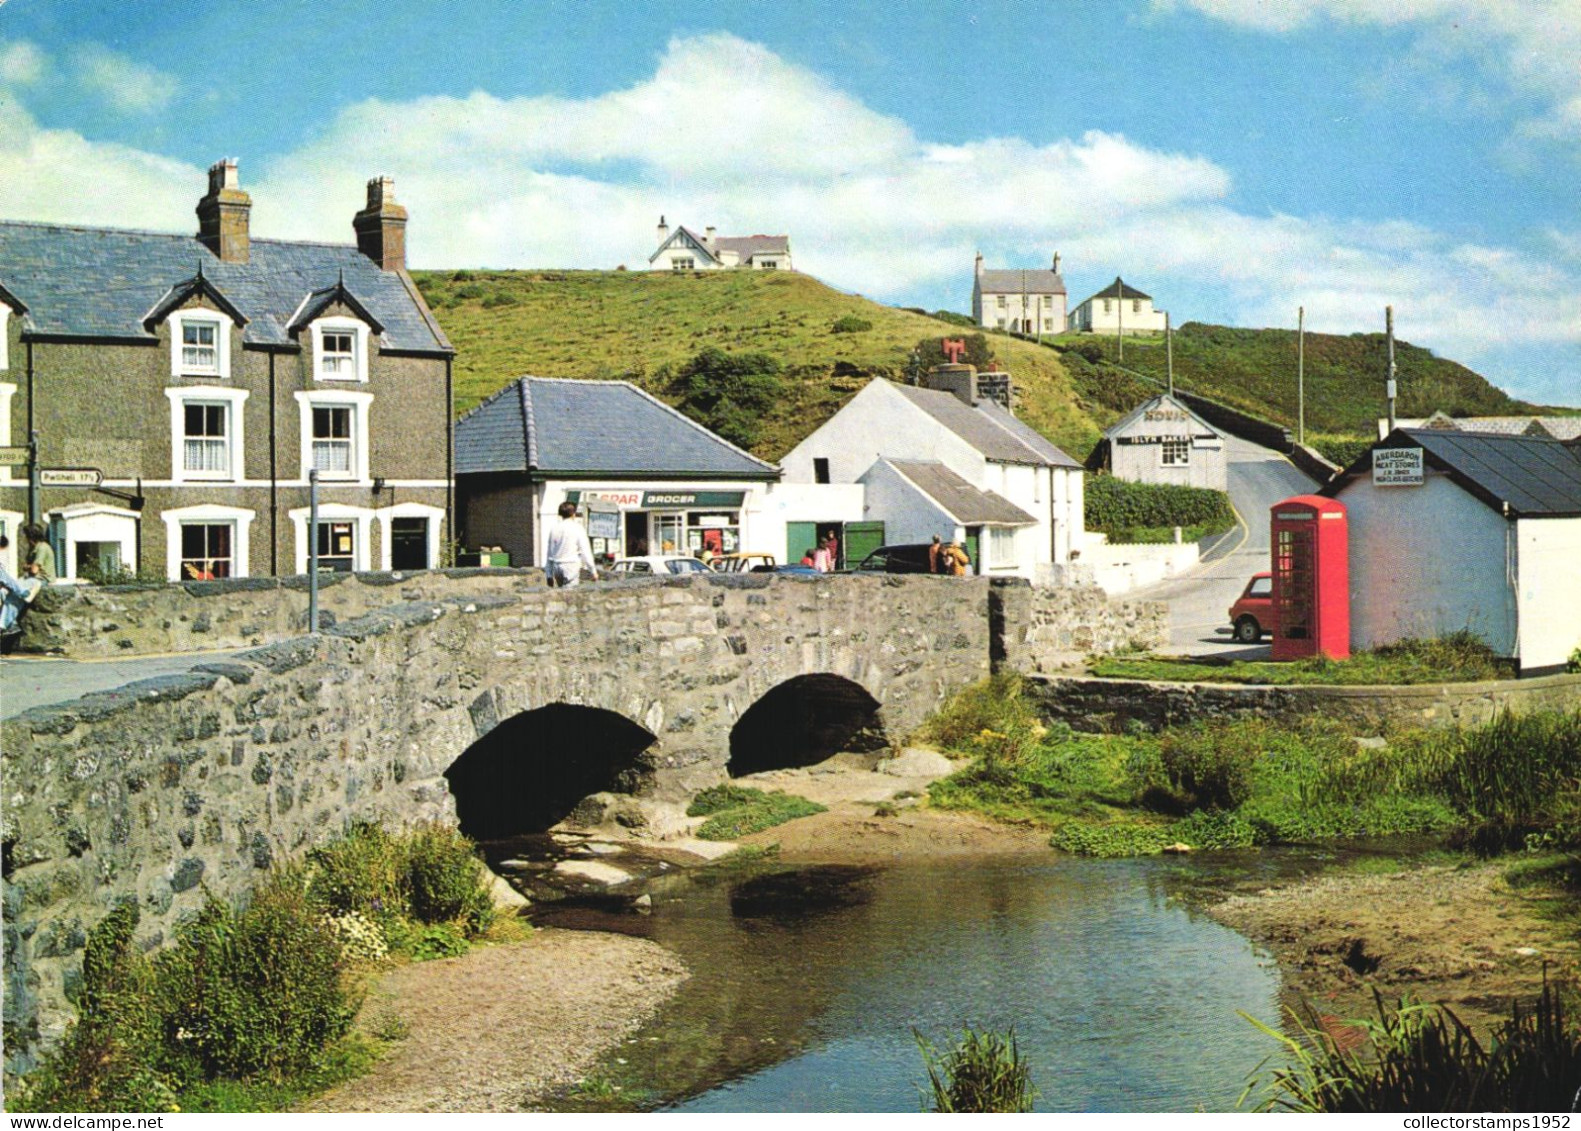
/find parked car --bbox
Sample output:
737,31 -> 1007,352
853,543 -> 935,574
609,555 -> 714,576
1228,571 -> 1274,642
712,552 -> 777,573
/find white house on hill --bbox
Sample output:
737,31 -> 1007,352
647,216 -> 792,272
1069,277 -> 1167,334
780,367 -> 1085,579
972,252 -> 1067,334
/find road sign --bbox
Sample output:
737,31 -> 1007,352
0,446 -> 29,466
40,467 -> 103,487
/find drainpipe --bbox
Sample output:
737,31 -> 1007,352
445,354 -> 454,562
25,340 -> 37,525
269,351 -> 278,576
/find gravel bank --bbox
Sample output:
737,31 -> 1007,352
304,928 -> 687,1112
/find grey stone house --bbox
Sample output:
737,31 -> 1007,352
0,161 -> 454,582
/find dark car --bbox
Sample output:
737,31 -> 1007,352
853,543 -> 935,574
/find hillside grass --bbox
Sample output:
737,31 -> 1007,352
411,269 -> 1104,460
1054,323 -> 1546,443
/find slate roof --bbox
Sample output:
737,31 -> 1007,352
712,235 -> 789,259
884,460 -> 1037,525
455,376 -> 781,479
1327,428 -> 1581,518
1081,277 -> 1152,303
977,268 -> 1066,294
893,384 -> 1083,468
0,220 -> 451,354
1384,415 -> 1581,442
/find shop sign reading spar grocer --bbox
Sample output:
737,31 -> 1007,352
1372,447 -> 1423,487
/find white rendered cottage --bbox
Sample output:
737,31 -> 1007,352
780,367 -> 1085,579
972,253 -> 1067,334
1069,277 -> 1167,335
647,216 -> 791,272
1323,427 -> 1581,676
1096,393 -> 1227,492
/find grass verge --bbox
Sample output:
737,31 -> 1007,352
687,785 -> 827,840
1090,632 -> 1517,685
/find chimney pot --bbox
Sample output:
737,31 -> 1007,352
353,175 -> 408,272
196,158 -> 251,263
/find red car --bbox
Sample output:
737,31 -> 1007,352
1228,572 -> 1274,643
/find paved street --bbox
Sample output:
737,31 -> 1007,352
1,651 -> 240,721
1134,435 -> 1321,658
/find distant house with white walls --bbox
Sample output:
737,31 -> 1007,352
1069,277 -> 1167,334
780,366 -> 1085,579
972,253 -> 1067,334
647,217 -> 792,272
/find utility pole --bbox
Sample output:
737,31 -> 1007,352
1116,279 -> 1124,364
1385,306 -> 1397,434
1297,306 -> 1305,446
1166,312 -> 1174,398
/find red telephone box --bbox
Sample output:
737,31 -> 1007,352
1270,494 -> 1349,661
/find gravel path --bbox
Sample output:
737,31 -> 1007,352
305,929 -> 687,1112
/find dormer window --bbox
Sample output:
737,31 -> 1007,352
311,317 -> 370,382
169,309 -> 233,379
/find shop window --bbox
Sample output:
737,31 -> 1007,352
1162,439 -> 1191,466
74,541 -> 122,580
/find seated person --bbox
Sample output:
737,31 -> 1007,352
0,535 -> 42,636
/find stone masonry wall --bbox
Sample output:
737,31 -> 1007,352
1026,671 -> 1581,734
20,568 -> 539,658
2,572 -> 990,1065
991,579 -> 1169,673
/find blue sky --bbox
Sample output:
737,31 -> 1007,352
2,0 -> 1579,405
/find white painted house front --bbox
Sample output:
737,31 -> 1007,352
647,217 -> 792,272
1324,428 -> 1581,676
1098,393 -> 1227,492
780,368 -> 1085,580
1069,277 -> 1168,335
972,253 -> 1066,334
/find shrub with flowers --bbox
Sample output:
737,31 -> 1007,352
323,910 -> 389,964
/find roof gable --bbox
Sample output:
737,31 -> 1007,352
1082,277 -> 1152,303
286,278 -> 386,335
143,269 -> 249,331
1104,393 -> 1221,442
647,226 -> 719,264
882,459 -> 1037,525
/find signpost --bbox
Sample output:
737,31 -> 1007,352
40,468 -> 103,488
0,446 -> 29,466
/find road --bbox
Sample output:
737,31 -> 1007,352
1,650 -> 240,720
1134,435 -> 1320,658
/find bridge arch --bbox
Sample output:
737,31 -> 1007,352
444,703 -> 657,841
728,673 -> 887,777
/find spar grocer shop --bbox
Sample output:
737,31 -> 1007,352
453,377 -> 785,566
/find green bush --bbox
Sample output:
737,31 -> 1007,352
306,822 -> 403,920
1309,433 -> 1374,470
672,346 -> 785,449
915,1026 -> 1036,1113
1084,475 -> 1234,541
1434,710 -> 1581,852
410,922 -> 471,961
914,332 -> 994,370
158,872 -> 353,1081
481,291 -> 519,308
830,315 -> 872,333
402,822 -> 495,933
11,903 -> 175,1112
1153,721 -> 1263,812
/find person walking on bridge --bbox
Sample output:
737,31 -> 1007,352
544,502 -> 599,588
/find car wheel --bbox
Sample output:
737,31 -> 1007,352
1234,616 -> 1262,643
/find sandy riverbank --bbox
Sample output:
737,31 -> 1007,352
304,929 -> 687,1112
1204,860 -> 1578,1034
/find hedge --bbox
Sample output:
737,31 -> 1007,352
1084,475 -> 1234,536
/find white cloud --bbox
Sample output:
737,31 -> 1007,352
69,44 -> 178,115
0,31 -> 1574,404
0,40 -> 47,86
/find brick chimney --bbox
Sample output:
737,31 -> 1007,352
196,158 -> 251,263
353,176 -> 408,271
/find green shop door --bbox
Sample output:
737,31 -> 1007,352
786,522 -> 817,566
964,527 -> 981,575
842,522 -> 885,568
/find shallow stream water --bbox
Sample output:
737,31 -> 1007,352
532,850 -> 1316,1112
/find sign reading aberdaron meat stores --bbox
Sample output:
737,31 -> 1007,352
1372,447 -> 1424,487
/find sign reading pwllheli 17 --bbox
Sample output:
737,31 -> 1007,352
1372,446 -> 1424,487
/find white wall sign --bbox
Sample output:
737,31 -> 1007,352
1372,447 -> 1424,487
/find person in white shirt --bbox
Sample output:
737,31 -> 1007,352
544,501 -> 598,587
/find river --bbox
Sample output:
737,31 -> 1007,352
533,851 -> 1290,1112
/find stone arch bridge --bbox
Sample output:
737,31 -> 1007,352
9,571 -> 1078,1058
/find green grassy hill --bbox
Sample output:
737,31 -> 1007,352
412,269 -> 1110,460
1054,322 -> 1549,444
412,268 -> 1540,464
